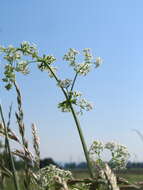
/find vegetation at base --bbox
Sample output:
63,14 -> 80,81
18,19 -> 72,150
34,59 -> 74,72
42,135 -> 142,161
0,42 -> 142,189
2,170 -> 143,190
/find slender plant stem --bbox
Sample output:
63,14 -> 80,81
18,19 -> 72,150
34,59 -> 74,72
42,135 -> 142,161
70,72 -> 78,92
70,62 -> 91,93
46,64 -> 94,178
0,104 -> 20,190
69,104 -> 94,178
5,104 -> 13,154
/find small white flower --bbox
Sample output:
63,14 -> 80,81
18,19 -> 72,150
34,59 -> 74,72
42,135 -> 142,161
63,48 -> 79,67
105,142 -> 116,151
95,57 -> 103,68
83,48 -> 93,61
35,165 -> 72,188
69,48 -> 79,55
58,79 -> 72,88
78,98 -> 93,111
74,63 -> 91,76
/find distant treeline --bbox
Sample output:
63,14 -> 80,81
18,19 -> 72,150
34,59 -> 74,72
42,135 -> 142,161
40,159 -> 143,170
2,154 -> 143,170
13,157 -> 88,170
39,158 -> 87,170
126,161 -> 143,169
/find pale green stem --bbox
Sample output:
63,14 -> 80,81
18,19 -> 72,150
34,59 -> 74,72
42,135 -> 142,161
70,72 -> 78,92
70,61 -> 92,93
68,104 -> 94,178
0,104 -> 20,190
46,64 -> 94,178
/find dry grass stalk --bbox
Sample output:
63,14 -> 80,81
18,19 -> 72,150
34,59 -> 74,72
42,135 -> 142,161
12,149 -> 33,162
54,176 -> 69,190
0,163 -> 12,177
13,81 -> 33,189
103,163 -> 120,190
0,104 -> 20,190
0,122 -> 20,143
31,123 -> 40,169
14,82 -> 26,146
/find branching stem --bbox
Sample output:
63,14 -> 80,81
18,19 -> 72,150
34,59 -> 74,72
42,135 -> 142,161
46,64 -> 94,178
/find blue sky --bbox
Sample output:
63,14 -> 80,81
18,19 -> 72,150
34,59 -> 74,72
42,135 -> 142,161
1,0 -> 143,162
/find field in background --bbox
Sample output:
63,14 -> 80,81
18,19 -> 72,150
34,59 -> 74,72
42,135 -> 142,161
3,169 -> 143,190
72,169 -> 143,183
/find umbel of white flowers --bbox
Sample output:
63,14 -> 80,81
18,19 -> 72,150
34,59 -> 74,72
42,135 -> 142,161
0,43 -> 102,116
89,140 -> 130,170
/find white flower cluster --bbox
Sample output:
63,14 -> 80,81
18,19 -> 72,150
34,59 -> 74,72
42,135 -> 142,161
15,61 -> 29,75
35,165 -> 72,189
63,48 -> 79,66
2,45 -> 21,62
105,142 -> 116,151
77,98 -> 93,114
95,57 -> 103,68
58,91 -> 81,113
0,42 -> 38,63
37,55 -> 57,77
0,42 -> 40,90
20,41 -> 38,58
63,48 -> 103,76
89,140 -> 104,156
83,48 -> 93,62
106,142 -> 130,169
89,141 -> 130,170
74,63 -> 91,76
58,90 -> 93,114
58,79 -> 72,89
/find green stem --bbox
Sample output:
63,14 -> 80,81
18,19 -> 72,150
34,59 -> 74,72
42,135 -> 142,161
70,62 -> 91,93
0,104 -> 20,190
46,64 -> 94,178
70,72 -> 78,92
69,104 -> 94,178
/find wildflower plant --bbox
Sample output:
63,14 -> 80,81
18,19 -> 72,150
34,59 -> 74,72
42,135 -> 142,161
33,165 -> 72,189
89,140 -> 130,171
88,141 -> 130,190
0,42 -> 103,179
0,42 -> 133,190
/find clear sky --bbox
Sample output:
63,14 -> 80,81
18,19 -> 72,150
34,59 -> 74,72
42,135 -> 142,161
1,0 -> 143,162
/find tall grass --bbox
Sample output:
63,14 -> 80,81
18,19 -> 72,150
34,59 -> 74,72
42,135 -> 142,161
0,104 -> 20,190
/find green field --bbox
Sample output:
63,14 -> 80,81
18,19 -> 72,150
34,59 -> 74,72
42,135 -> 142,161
72,169 -> 143,183
2,169 -> 143,190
